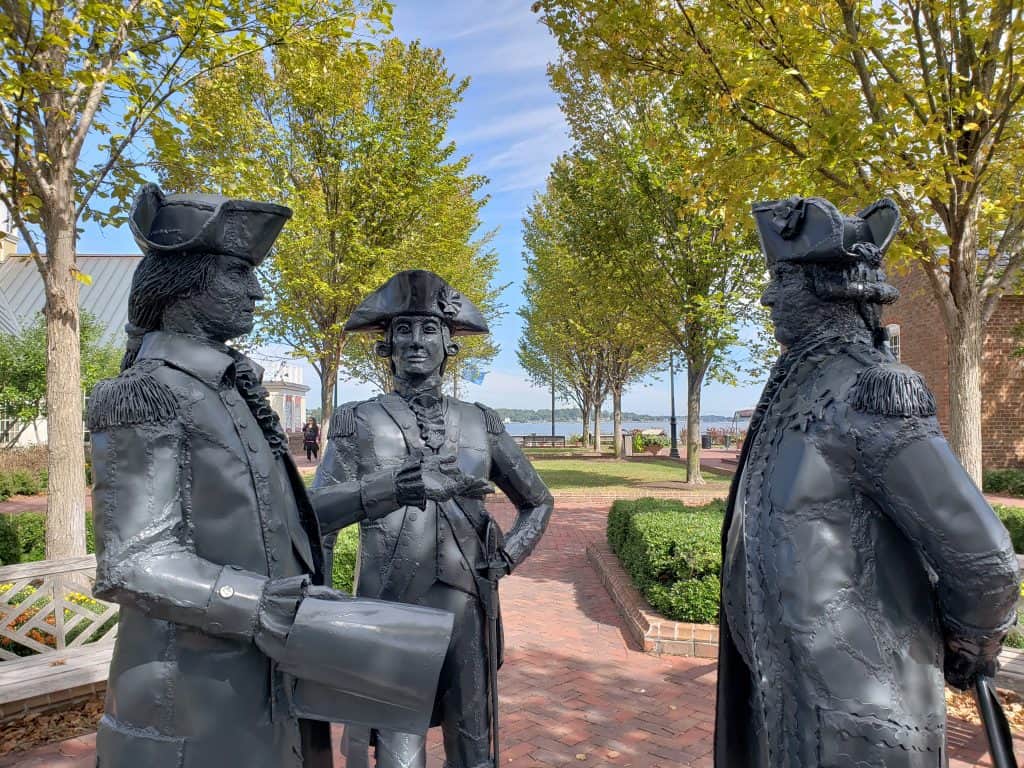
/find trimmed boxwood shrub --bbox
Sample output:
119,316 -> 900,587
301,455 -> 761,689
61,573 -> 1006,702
995,505 -> 1024,554
331,526 -> 359,593
608,497 -> 725,624
986,469 -> 1024,498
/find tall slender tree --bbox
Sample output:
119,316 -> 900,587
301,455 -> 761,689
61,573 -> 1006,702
535,0 -> 1024,481
153,36 -> 494,426
0,0 -> 387,557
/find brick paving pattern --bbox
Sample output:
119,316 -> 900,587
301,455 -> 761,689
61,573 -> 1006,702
1,498 -> 1020,766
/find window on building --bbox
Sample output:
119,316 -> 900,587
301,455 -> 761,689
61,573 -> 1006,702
886,323 -> 901,362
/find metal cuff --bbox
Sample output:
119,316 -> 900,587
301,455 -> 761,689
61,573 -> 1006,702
204,565 -> 266,639
360,469 -> 401,519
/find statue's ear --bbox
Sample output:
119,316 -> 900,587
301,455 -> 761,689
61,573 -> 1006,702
374,340 -> 392,358
445,341 -> 460,356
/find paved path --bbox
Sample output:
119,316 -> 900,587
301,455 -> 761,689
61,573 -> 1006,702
1,499 -> 1018,767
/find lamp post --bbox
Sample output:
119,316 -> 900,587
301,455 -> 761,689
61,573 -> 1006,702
669,352 -> 679,459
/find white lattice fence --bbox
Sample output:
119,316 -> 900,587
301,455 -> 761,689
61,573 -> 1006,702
0,556 -> 117,660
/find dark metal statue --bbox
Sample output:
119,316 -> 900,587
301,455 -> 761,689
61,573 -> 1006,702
88,186 -> 454,768
311,269 -> 554,768
715,196 -> 1022,768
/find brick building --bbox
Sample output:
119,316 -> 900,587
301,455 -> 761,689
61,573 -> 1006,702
883,266 -> 1024,470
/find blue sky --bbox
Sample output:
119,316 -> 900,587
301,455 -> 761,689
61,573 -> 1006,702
73,0 -> 768,417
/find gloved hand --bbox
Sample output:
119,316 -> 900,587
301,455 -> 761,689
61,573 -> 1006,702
944,636 -> 1001,691
253,576 -> 348,661
421,454 -> 494,502
394,450 -> 427,509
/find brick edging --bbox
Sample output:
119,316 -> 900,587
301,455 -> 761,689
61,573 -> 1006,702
586,541 -> 718,657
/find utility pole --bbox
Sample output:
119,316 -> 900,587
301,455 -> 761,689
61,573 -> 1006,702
669,352 -> 679,458
550,362 -> 556,437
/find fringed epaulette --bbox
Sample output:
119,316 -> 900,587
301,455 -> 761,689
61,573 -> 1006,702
475,402 -> 505,434
328,404 -> 357,439
87,366 -> 178,431
850,363 -> 937,417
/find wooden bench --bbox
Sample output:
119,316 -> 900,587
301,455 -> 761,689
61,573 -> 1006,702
997,647 -> 1024,696
513,435 -> 566,448
0,556 -> 117,722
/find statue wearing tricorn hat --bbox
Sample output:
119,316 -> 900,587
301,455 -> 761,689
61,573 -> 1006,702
714,196 -> 1020,767
88,186 -> 455,768
311,269 -> 554,768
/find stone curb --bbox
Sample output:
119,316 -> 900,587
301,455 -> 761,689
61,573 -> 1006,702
587,541 -> 718,658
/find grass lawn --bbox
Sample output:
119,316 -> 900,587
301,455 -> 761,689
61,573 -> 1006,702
530,456 -> 732,491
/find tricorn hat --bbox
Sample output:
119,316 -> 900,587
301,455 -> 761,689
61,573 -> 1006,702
129,183 -> 292,264
344,270 -> 489,336
751,196 -> 899,267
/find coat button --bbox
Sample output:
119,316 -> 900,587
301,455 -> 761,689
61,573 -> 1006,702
249,439 -> 261,452
218,585 -> 235,599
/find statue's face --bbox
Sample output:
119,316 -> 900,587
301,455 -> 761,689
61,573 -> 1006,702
169,254 -> 265,342
761,263 -> 829,348
390,314 -> 446,379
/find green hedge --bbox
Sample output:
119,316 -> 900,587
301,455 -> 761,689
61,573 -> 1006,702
986,469 -> 1024,498
995,505 -> 1024,554
608,497 -> 725,624
331,526 -> 359,593
0,512 -> 96,565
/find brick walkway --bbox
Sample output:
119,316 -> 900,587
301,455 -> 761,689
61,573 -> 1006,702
1,499 -> 1020,766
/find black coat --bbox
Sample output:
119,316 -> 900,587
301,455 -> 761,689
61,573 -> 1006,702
89,331 -> 330,768
714,331 -> 1020,767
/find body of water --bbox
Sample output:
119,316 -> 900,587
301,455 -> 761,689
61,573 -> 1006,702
506,419 -> 748,438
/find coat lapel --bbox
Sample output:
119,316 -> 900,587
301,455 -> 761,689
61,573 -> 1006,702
377,394 -> 424,452
281,452 -> 323,580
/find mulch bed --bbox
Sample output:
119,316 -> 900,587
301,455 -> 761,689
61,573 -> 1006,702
947,686 -> 1024,732
0,693 -> 102,756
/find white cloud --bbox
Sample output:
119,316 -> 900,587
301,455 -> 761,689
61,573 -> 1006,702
455,106 -> 564,144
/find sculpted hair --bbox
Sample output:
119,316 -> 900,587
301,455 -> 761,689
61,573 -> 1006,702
121,252 -> 218,370
804,262 -> 900,348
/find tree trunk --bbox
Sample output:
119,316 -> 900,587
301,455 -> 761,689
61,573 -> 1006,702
943,212 -> 985,484
42,208 -> 87,559
321,364 -> 336,432
947,307 -> 984,484
593,397 -> 602,454
581,402 -> 591,447
612,387 -> 623,459
685,362 -> 706,485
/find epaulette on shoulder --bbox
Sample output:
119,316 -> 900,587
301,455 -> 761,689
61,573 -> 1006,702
87,365 -> 178,432
328,402 -> 358,440
850,362 -> 936,417
474,402 -> 505,434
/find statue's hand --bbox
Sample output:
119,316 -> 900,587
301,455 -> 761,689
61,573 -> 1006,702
393,450 -> 427,510
421,456 -> 494,501
254,577 -> 351,661
944,636 -> 1001,691
254,575 -> 308,661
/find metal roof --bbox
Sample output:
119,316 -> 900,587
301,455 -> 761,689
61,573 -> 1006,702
0,254 -> 141,346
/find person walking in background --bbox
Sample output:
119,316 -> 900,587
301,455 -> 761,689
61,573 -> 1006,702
303,416 -> 321,462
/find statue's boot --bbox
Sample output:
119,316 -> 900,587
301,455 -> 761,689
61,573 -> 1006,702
375,731 -> 427,768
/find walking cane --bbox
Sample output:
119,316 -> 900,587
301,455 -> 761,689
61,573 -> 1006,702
975,676 -> 1019,768
477,520 -> 504,768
